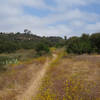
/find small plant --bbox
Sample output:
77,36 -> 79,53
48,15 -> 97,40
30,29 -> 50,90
63,75 -> 95,100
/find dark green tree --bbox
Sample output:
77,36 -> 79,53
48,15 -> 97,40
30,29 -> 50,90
90,33 -> 100,53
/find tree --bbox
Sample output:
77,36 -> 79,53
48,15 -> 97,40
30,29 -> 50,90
64,36 -> 67,40
24,29 -> 31,34
66,35 -> 92,54
90,33 -> 100,53
81,33 -> 90,40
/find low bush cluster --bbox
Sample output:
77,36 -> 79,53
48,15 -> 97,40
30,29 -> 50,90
66,33 -> 100,54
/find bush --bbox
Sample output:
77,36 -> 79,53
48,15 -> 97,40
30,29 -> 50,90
66,34 -> 93,54
90,33 -> 100,53
0,42 -> 18,53
35,43 -> 50,56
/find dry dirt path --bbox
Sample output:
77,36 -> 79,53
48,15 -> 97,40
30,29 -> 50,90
16,54 -> 57,100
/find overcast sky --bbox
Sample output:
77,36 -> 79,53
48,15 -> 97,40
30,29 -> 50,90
0,0 -> 100,37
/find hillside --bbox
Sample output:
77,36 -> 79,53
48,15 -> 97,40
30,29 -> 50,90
0,32 -> 65,53
0,32 -> 100,100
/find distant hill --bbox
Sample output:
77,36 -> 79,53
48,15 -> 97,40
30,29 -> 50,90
0,32 -> 65,53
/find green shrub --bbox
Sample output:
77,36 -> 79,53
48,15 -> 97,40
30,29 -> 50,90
67,38 -> 92,54
90,33 -> 100,53
66,33 -> 99,54
35,43 -> 50,56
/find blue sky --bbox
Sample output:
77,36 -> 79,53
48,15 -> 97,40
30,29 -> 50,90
0,0 -> 100,37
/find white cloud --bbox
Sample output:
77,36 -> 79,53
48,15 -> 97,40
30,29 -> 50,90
86,23 -> 100,33
0,0 -> 100,36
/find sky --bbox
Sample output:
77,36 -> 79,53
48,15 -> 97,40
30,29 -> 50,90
0,0 -> 100,37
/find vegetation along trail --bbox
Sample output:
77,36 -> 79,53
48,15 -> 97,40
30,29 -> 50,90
16,54 -> 57,100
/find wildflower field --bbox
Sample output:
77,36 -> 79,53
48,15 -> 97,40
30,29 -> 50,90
34,53 -> 100,100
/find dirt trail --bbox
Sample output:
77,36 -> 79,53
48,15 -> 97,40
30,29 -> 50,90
16,54 -> 57,100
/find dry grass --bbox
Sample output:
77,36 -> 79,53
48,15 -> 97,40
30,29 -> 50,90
0,49 -> 100,100
34,53 -> 100,100
0,55 -> 47,100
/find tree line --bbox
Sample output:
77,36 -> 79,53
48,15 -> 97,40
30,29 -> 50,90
0,32 -> 65,54
0,31 -> 100,55
66,33 -> 100,54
